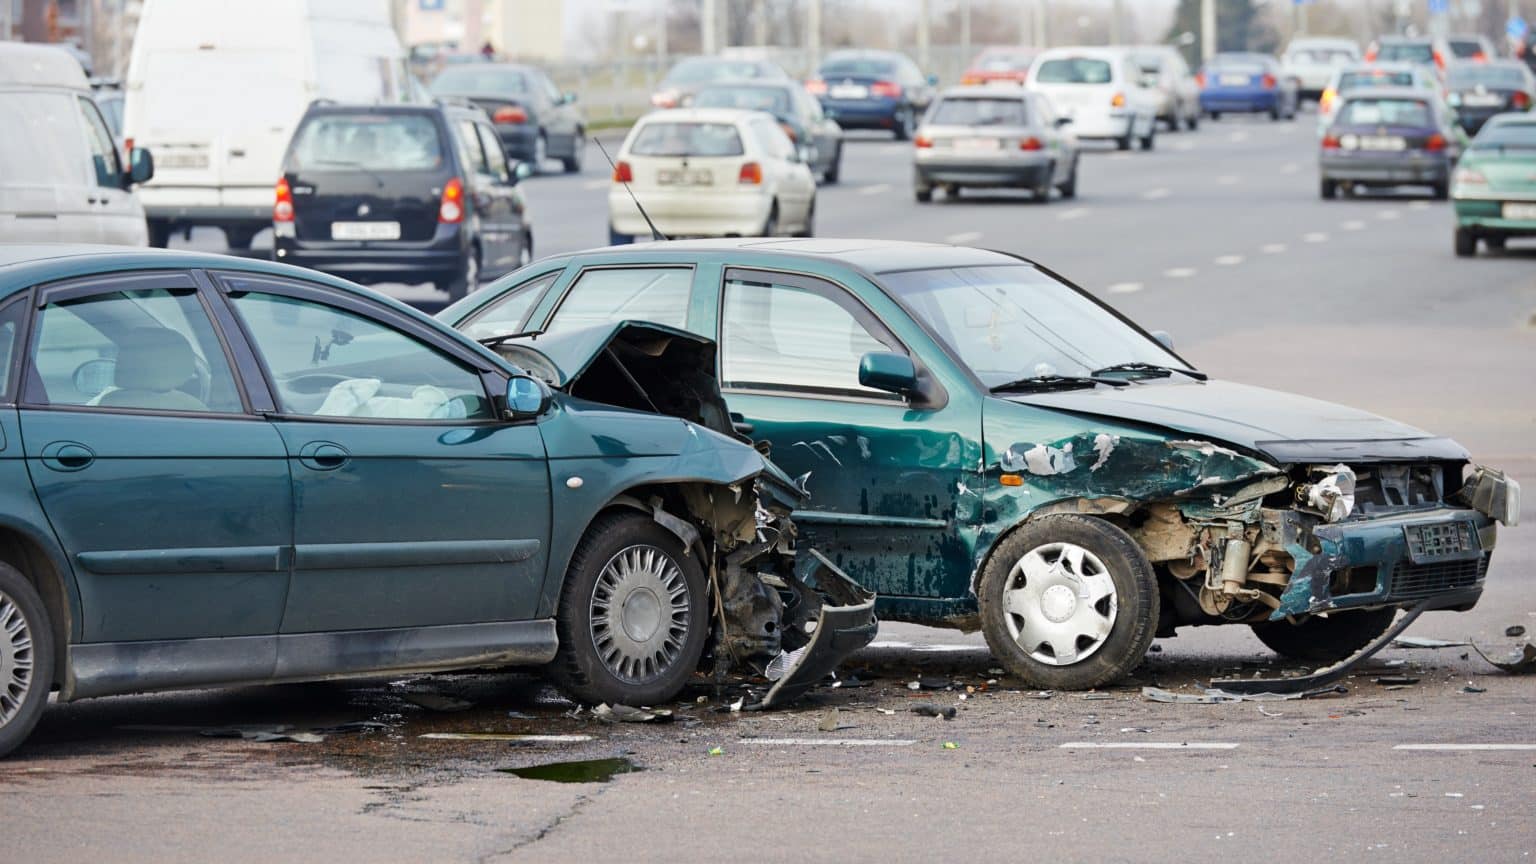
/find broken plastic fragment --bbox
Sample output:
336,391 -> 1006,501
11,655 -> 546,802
1472,641 -> 1536,674
403,693 -> 474,712
1299,464 -> 1356,522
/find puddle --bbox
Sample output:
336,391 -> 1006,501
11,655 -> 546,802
498,757 -> 641,784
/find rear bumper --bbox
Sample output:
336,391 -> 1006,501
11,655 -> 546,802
914,154 -> 1053,187
820,99 -> 901,128
1201,91 -> 1277,113
1454,197 -> 1536,234
608,187 -> 771,237
273,231 -> 467,285
1320,153 -> 1449,185
495,125 -> 541,160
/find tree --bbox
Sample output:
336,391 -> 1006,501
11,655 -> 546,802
1165,0 -> 1281,66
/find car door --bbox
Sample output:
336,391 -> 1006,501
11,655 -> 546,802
798,89 -> 839,174
75,95 -> 144,246
751,118 -> 813,226
456,118 -> 521,277
213,271 -> 551,635
536,71 -> 576,156
18,270 -> 292,644
474,120 -> 531,273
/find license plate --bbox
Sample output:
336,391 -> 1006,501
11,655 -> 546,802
1464,93 -> 1504,106
656,169 -> 712,186
1360,136 -> 1406,151
830,84 -> 868,100
1220,74 -> 1252,87
330,221 -> 400,240
1502,202 -> 1536,220
1403,521 -> 1479,564
953,137 -> 1001,152
158,152 -> 209,170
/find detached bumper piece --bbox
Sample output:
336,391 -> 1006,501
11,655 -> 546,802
750,550 -> 877,709
1212,601 -> 1429,695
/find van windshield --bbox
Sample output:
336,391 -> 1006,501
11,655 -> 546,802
289,114 -> 444,172
1034,58 -> 1112,85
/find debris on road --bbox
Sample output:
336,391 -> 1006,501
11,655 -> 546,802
402,693 -> 474,713
1461,684 -> 1487,694
1472,641 -> 1536,674
1505,625 -> 1527,638
1390,636 -> 1470,649
1373,675 -> 1420,686
1142,685 -> 1347,704
199,725 -> 325,744
708,746 -> 724,756
817,709 -> 855,731
910,703 -> 958,720
942,741 -> 958,750
594,703 -> 672,723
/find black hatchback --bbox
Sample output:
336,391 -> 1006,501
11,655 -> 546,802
273,101 -> 534,301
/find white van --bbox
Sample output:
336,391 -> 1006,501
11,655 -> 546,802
0,43 -> 153,245
1027,47 -> 1160,151
123,0 -> 414,249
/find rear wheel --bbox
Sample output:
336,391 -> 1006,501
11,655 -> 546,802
1431,181 -> 1449,201
1185,108 -> 1199,131
532,132 -> 548,174
1058,155 -> 1079,199
1209,111 -> 1222,121
1320,178 -> 1338,200
147,219 -> 171,248
1455,226 -> 1478,257
760,202 -> 780,237
561,130 -> 584,173
439,246 -> 478,301
914,183 -> 933,203
1117,129 -> 1133,151
823,142 -> 842,184
608,224 -> 633,245
1249,608 -> 1397,664
1139,125 -> 1155,151
0,562 -> 54,759
223,227 -> 256,250
1270,104 -> 1281,121
1031,162 -> 1055,203
894,108 -> 914,141
793,196 -> 816,237
518,232 -> 533,268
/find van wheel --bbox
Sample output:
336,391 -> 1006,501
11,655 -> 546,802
147,219 -> 171,248
550,512 -> 709,707
1455,227 -> 1477,257
0,563 -> 53,759
561,131 -> 584,173
1249,609 -> 1397,664
979,515 -> 1158,690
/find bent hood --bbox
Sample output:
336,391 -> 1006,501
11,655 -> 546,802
1006,378 -> 1468,463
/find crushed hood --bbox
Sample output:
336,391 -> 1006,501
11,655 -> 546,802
493,320 -> 712,389
1005,379 -> 1468,464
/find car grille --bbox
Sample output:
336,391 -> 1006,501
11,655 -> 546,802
1387,553 -> 1489,601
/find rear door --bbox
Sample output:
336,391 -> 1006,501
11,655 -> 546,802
468,119 -> 528,275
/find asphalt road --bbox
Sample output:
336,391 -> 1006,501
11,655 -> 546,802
13,110 -> 1535,862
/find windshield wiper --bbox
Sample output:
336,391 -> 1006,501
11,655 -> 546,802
477,330 -> 541,348
1091,361 -> 1208,381
990,374 -> 1129,392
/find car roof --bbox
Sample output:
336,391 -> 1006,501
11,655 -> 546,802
938,85 -> 1031,100
1375,35 -> 1434,45
1342,61 -> 1421,72
694,78 -> 797,93
634,107 -> 770,125
542,238 -> 1023,276
823,49 -> 905,60
1336,86 -> 1435,101
0,42 -> 89,91
1037,46 -> 1127,60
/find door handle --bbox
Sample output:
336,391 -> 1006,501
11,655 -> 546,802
41,441 -> 96,472
298,441 -> 350,471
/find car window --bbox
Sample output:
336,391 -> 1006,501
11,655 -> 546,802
1340,69 -> 1414,89
1471,121 -> 1536,149
459,271 -> 560,339
693,86 -> 793,117
540,72 -> 563,105
1377,43 -> 1434,64
77,97 -> 121,187
546,267 -> 692,334
720,275 -> 898,398
228,287 -> 491,421
474,123 -> 511,182
289,113 -> 444,172
819,57 -> 897,78
0,300 -> 27,403
456,119 -> 492,175
1338,98 -> 1430,127
629,122 -> 745,157
751,119 -> 792,159
1035,58 -> 1112,84
0,91 -> 86,185
30,285 -> 242,413
930,97 -> 1028,126
1448,65 -> 1528,88
431,66 -> 529,94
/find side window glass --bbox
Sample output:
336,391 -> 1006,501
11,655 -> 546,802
540,73 -> 563,105
227,288 -> 491,421
30,286 -> 242,413
0,300 -> 27,402
455,119 -> 490,176
459,272 -> 559,339
721,276 -> 899,397
77,96 -> 121,188
475,123 -> 511,182
546,268 -> 692,334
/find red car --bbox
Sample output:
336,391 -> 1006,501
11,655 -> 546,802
961,46 -> 1038,86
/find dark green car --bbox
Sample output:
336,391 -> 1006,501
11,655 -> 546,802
1452,113 -> 1536,256
445,238 -> 1520,691
0,245 -> 875,757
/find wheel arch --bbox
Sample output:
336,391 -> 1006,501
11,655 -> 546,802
969,497 -> 1140,597
0,520 -> 76,692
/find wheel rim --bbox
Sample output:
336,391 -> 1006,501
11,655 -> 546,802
535,135 -> 546,169
1002,542 -> 1117,666
589,544 -> 690,684
465,252 -> 479,291
0,592 -> 34,726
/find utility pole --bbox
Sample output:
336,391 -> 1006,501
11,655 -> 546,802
656,0 -> 668,64
752,0 -> 767,46
701,0 -> 716,54
916,0 -> 930,71
960,0 -> 971,64
806,0 -> 821,70
1201,0 -> 1216,61
1033,0 -> 1047,48
1110,0 -> 1122,45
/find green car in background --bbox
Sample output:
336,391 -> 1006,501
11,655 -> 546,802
1452,113 -> 1536,255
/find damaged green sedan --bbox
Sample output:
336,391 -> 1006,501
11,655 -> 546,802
446,238 -> 1520,690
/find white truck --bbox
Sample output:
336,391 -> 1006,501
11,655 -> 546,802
123,0 -> 415,249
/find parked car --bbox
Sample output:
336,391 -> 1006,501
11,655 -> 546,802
1129,44 -> 1201,131
960,46 -> 1037,86
1444,61 -> 1536,134
1026,47 -> 1159,150
1281,36 -> 1361,100
429,63 -> 585,174
912,87 -> 1079,203
0,43 -> 154,245
692,80 -> 844,183
0,243 -> 877,758
1366,36 -> 1445,76
1445,33 -> 1497,63
1452,113 -> 1536,255
607,108 -> 816,244
444,238 -> 1519,692
651,56 -> 790,110
806,49 -> 937,141
1320,87 -> 1462,199
124,0 -> 415,250
1319,62 -> 1442,135
273,101 -> 533,300
1198,52 -> 1299,120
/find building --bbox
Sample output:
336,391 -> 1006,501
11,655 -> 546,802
401,0 -> 565,61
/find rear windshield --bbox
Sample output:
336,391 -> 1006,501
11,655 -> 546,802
1447,39 -> 1486,58
629,122 -> 744,157
1375,43 -> 1434,64
692,86 -> 792,116
1034,58 -> 1112,84
929,97 -> 1028,126
975,51 -> 1034,72
1472,121 -> 1536,149
819,58 -> 897,78
1448,65 -> 1527,88
1337,98 -> 1431,127
666,59 -> 773,85
430,66 -> 529,94
1340,69 -> 1415,89
289,114 -> 444,172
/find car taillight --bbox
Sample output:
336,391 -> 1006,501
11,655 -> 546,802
1515,91 -> 1532,109
1365,46 -> 1378,61
612,160 -> 632,183
805,78 -> 827,95
1261,73 -> 1277,89
1455,168 -> 1487,185
273,177 -> 294,222
492,105 -> 527,124
651,89 -> 679,108
1320,88 -> 1336,111
779,123 -> 798,143
1322,134 -> 1341,150
438,177 -> 464,223
1194,72 -> 1205,88
961,73 -> 983,85
1111,92 -> 1126,108
1019,136 -> 1043,151
1433,50 -> 1446,69
738,162 -> 763,184
1424,133 -> 1447,152
1472,51 -> 1487,62
871,80 -> 902,99
914,134 -> 933,148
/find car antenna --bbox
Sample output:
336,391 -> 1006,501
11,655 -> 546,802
593,136 -> 668,242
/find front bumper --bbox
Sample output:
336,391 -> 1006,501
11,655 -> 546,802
914,153 -> 1053,187
1321,152 -> 1449,185
1454,196 -> 1536,234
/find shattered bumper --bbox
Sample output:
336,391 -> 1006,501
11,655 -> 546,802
754,550 -> 877,708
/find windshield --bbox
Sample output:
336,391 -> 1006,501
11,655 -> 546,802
667,59 -> 773,85
1448,39 -> 1486,58
289,114 -> 444,171
929,97 -> 1029,126
975,50 -> 1034,72
1376,42 -> 1434,64
1472,121 -> 1536,149
430,66 -> 529,94
1448,65 -> 1527,88
692,86 -> 792,117
629,121 -> 744,157
1337,98 -> 1431,127
878,265 -> 1188,387
819,57 -> 897,78
1340,69 -> 1414,89
1034,57 -> 1112,84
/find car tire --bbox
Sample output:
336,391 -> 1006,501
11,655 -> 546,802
1058,156 -> 1079,199
1432,181 -> 1449,200
1455,226 -> 1477,257
147,219 -> 171,248
760,201 -> 780,237
1486,235 -> 1506,250
1270,105 -> 1281,121
532,132 -> 548,174
441,246 -> 478,301
550,511 -> 710,707
1320,178 -> 1338,200
1209,111 -> 1221,121
914,184 -> 933,203
0,562 -> 54,759
1139,127 -> 1155,151
1117,130 -> 1133,151
1249,608 -> 1397,664
1032,163 -> 1054,203
561,130 -> 584,174
793,196 -> 815,237
1185,110 -> 1199,131
223,227 -> 256,251
518,232 -> 533,268
894,108 -> 914,141
823,143 -> 842,184
978,515 -> 1158,690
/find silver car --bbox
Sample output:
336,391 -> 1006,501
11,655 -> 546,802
913,87 -> 1080,203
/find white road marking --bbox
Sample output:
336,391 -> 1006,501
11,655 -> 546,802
1214,254 -> 1244,266
1142,187 -> 1171,200
858,183 -> 892,196
1163,267 -> 1197,278
944,231 -> 983,245
1060,742 -> 1240,750
1408,200 -> 1430,210
420,733 -> 593,743
1057,207 -> 1090,221
1341,220 -> 1367,231
1378,209 -> 1401,220
1172,140 -> 1196,151
1303,232 -> 1329,243
581,179 -> 609,191
740,738 -> 919,747
1228,131 -> 1249,143
1261,243 -> 1288,254
1393,744 -> 1536,751
1216,174 -> 1239,185
1107,282 -> 1144,294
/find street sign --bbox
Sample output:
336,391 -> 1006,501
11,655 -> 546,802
1428,0 -> 1449,14
1509,15 -> 1529,41
419,0 -> 445,10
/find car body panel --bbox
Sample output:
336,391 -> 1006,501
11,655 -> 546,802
1453,115 -> 1536,236
429,63 -> 585,164
1321,87 -> 1460,187
1199,53 -> 1299,116
1026,47 -> 1158,142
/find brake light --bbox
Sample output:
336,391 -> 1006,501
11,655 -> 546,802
779,123 -> 798,143
914,134 -> 933,148
651,89 -> 680,108
1322,134 -> 1341,150
1515,91 -> 1532,109
438,177 -> 464,223
1433,50 -> 1446,69
1472,51 -> 1487,62
1194,72 -> 1205,88
492,105 -> 527,124
1111,92 -> 1126,108
1365,45 -> 1378,61
738,161 -> 763,184
805,78 -> 827,95
1320,88 -> 1336,112
961,73 -> 983,85
871,80 -> 902,99
612,160 -> 632,183
273,177 -> 294,222
1261,73 -> 1277,89
1424,133 -> 1447,152
1019,136 -> 1043,151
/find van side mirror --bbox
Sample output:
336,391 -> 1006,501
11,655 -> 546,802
505,374 -> 552,419
1054,116 -> 1073,127
1150,330 -> 1176,351
858,351 -> 918,396
125,147 -> 154,187
511,160 -> 533,184
563,91 -> 578,105
926,73 -> 940,86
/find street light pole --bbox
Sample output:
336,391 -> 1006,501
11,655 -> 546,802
960,0 -> 971,64
1201,0 -> 1216,61
1033,0 -> 1047,48
701,0 -> 716,54
806,0 -> 821,70
1110,0 -> 1122,45
917,0 -> 930,71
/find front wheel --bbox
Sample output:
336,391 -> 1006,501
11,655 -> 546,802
1058,155 -> 1079,199
561,131 -> 584,173
1116,130 -> 1133,151
823,142 -> 842,184
1139,126 -> 1155,151
550,512 -> 709,706
1249,608 -> 1397,664
1455,226 -> 1477,257
0,563 -> 54,759
979,515 -> 1158,690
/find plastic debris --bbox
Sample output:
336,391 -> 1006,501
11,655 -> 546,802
198,725 -> 324,744
1081,692 -> 1113,701
1472,642 -> 1536,674
1373,675 -> 1420,686
419,733 -> 593,743
1390,636 -> 1470,649
910,703 -> 957,720
1024,690 -> 1055,700
312,720 -> 391,735
942,741 -> 958,750
595,704 -> 672,723
817,709 -> 854,732
403,693 -> 474,713
707,746 -> 724,756
1141,685 -> 1347,704
1461,685 -> 1487,694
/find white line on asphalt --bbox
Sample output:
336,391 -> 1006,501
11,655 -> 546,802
1280,162 -> 1300,174
944,231 -> 983,245
1060,742 -> 1240,750
1142,187 -> 1171,200
1214,254 -> 1244,265
1342,220 -> 1367,231
1163,267 -> 1197,278
1408,200 -> 1430,210
1393,744 -> 1536,751
1107,282 -> 1144,294
740,738 -> 919,747
1228,131 -> 1250,143
1303,232 -> 1328,243
1172,140 -> 1196,151
1378,209 -> 1401,220
1057,207 -> 1090,221
1216,175 -> 1239,185
581,179 -> 609,191
1261,243 -> 1288,254
858,183 -> 892,196
419,733 -> 594,743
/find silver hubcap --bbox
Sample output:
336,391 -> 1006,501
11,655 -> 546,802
1003,542 -> 1117,666
590,545 -> 690,684
0,593 -> 34,725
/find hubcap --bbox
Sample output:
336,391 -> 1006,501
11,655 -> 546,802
1002,542 -> 1117,666
590,545 -> 690,684
0,592 -> 34,726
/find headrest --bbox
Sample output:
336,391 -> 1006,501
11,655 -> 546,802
114,327 -> 196,392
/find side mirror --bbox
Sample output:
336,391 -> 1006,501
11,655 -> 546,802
858,351 -> 918,396
511,160 -> 533,184
1150,330 -> 1176,352
926,74 -> 940,86
1054,116 -> 1073,127
125,146 -> 154,187
563,91 -> 578,105
505,374 -> 552,420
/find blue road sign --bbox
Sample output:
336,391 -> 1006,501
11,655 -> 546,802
1509,15 -> 1529,41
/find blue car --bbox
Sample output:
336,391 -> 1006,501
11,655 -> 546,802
807,49 -> 936,140
1199,52 -> 1299,120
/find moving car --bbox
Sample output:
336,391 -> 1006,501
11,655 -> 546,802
650,56 -> 790,110
1129,45 -> 1200,131
1282,36 -> 1361,100
0,243 -> 877,758
0,43 -> 154,245
1026,47 -> 1159,150
273,101 -> 534,301
806,49 -> 937,141
1445,61 -> 1536,134
1452,113 -> 1536,255
693,80 -> 844,183
1366,36 -> 1444,75
960,46 -> 1037,86
429,63 -> 585,174
445,238 -> 1518,691
1318,62 -> 1441,135
911,87 -> 1079,203
606,109 -> 816,244
1446,33 -> 1497,63
1320,87 -> 1462,199
1198,52 -> 1299,120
